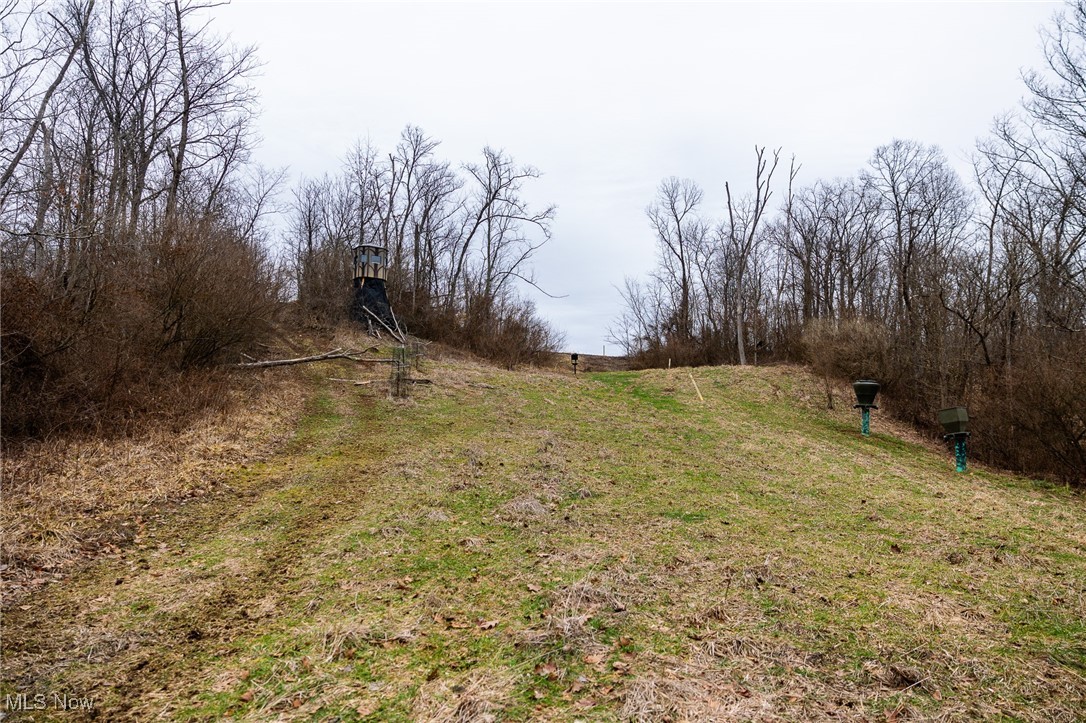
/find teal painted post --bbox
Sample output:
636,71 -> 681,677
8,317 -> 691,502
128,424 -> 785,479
955,437 -> 968,473
861,408 -> 871,436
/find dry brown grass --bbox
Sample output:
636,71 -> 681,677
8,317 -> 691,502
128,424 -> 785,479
622,662 -> 778,723
410,669 -> 515,723
1,370 -> 307,606
499,495 -> 551,521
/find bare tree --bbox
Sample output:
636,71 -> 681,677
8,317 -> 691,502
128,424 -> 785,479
0,0 -> 93,194
1024,0 -> 1086,144
446,146 -> 555,314
725,146 -> 780,365
646,177 -> 703,345
1,0 -> 278,436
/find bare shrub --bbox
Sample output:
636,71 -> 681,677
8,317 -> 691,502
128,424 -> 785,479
149,221 -> 282,368
800,318 -> 894,408
1,218 -> 281,439
970,337 -> 1086,484
801,318 -> 892,381
406,294 -> 563,370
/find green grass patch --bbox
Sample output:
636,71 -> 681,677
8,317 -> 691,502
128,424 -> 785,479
6,360 -> 1085,721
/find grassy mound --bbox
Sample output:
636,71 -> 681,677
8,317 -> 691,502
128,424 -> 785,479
2,349 -> 1084,721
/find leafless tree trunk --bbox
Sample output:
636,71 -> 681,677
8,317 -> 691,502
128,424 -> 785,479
0,0 -> 93,193
647,177 -> 703,345
726,146 -> 780,365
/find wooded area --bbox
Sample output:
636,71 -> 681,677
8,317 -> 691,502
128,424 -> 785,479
0,0 -> 561,437
283,128 -> 562,366
2,0 -> 1083,484
610,2 -> 1086,483
1,0 -> 282,434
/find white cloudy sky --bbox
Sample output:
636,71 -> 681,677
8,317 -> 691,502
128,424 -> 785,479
208,1 -> 1060,354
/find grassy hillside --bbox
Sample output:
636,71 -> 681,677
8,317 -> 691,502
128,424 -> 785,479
3,345 -> 1084,721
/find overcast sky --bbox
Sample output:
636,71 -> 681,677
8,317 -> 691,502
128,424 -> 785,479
208,1 -> 1059,354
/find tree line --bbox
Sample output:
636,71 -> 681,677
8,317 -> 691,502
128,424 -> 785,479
611,2 -> 1086,483
283,126 -> 561,365
0,0 -> 560,437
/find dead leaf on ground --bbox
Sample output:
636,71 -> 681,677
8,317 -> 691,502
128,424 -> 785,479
356,701 -> 380,716
535,662 -> 559,680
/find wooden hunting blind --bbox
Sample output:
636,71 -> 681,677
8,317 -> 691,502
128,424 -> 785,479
354,244 -> 388,282
351,244 -> 396,332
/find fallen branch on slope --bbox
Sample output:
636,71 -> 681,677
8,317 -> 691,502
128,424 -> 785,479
362,307 -> 406,345
235,348 -> 384,369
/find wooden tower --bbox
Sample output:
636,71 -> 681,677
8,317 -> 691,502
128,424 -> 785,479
350,244 -> 397,333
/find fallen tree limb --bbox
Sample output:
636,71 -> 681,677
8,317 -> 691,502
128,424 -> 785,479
389,304 -> 407,342
362,307 -> 406,345
235,348 -> 376,369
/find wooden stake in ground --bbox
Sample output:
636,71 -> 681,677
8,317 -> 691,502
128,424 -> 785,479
688,372 -> 705,402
